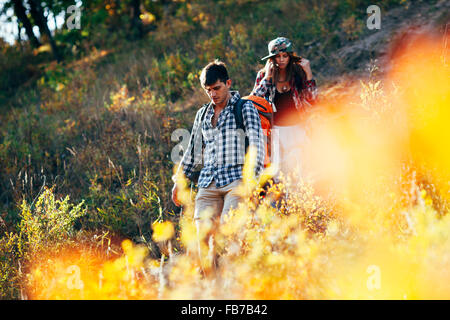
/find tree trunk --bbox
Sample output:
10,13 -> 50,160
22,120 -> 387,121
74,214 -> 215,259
130,0 -> 143,39
27,0 -> 62,61
17,20 -> 23,50
53,12 -> 57,32
12,0 -> 41,48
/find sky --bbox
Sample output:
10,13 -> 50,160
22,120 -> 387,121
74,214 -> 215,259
0,0 -> 70,45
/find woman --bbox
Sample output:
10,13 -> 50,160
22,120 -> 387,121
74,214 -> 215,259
252,36 -> 317,178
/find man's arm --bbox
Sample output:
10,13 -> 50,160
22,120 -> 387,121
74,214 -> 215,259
241,101 -> 265,177
172,107 -> 205,184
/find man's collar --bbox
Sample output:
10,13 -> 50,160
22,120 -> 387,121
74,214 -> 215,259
228,91 -> 241,107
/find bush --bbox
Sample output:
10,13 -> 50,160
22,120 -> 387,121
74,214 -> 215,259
18,187 -> 87,254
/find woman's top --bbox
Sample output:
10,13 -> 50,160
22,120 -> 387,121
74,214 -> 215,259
273,89 -> 301,126
251,68 -> 318,126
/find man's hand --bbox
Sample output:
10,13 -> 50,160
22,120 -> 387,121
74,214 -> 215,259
171,184 -> 181,207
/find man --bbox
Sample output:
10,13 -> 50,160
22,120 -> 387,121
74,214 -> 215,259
172,59 -> 265,233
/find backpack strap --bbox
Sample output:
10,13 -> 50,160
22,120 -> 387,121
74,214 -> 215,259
233,98 -> 245,130
233,98 -> 249,152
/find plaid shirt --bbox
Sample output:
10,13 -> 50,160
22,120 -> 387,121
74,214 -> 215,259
251,70 -> 318,112
174,91 -> 265,188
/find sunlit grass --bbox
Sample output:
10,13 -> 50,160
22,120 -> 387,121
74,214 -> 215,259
3,26 -> 449,300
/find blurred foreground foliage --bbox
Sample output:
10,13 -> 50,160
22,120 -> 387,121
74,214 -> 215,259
0,0 -> 445,299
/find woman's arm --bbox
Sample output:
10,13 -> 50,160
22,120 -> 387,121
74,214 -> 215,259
251,70 -> 272,100
299,58 -> 313,80
296,58 -> 318,103
302,78 -> 318,103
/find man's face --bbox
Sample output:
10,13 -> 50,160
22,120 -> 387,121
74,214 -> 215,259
203,79 -> 231,107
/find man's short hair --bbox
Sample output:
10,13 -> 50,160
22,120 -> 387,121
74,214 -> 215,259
200,59 -> 229,87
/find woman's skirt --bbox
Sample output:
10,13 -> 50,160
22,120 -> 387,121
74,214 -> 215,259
271,124 -> 309,181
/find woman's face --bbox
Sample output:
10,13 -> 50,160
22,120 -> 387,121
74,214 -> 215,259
274,52 -> 290,70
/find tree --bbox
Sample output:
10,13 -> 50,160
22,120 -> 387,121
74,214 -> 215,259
130,0 -> 143,39
11,0 -> 40,48
27,0 -> 62,61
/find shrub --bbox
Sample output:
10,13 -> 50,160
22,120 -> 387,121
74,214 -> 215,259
18,187 -> 87,254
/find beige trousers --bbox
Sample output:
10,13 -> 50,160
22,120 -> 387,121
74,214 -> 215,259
194,179 -> 242,225
193,179 -> 242,273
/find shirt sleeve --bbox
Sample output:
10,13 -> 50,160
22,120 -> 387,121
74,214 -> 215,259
241,100 -> 265,177
302,78 -> 318,103
172,107 -> 204,183
251,70 -> 273,101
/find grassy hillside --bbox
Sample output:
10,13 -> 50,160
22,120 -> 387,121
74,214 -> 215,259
0,0 -> 448,299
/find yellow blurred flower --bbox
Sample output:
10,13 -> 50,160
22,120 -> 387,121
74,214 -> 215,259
152,221 -> 175,242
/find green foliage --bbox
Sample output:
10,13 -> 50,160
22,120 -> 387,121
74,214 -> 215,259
1,187 -> 86,299
0,45 -> 42,106
18,187 -> 87,253
0,0 -> 436,299
0,233 -> 21,299
84,170 -> 164,242
149,52 -> 197,101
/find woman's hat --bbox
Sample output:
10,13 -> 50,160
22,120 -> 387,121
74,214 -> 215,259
261,37 -> 295,60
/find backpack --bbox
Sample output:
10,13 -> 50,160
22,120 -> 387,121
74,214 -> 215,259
233,95 -> 273,167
